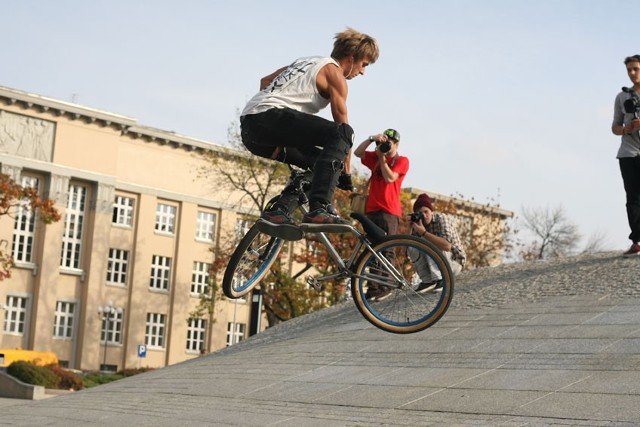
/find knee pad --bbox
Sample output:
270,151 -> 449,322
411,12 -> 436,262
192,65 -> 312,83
338,123 -> 355,148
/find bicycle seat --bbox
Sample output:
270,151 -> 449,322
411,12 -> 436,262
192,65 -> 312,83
350,212 -> 386,243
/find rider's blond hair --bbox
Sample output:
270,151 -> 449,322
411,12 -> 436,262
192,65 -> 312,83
331,27 -> 379,64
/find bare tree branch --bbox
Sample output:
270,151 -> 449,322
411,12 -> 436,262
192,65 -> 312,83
521,205 -> 580,259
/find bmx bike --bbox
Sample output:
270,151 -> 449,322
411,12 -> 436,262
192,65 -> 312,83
222,168 -> 454,334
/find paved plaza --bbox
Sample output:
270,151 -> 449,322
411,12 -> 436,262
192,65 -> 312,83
1,251 -> 640,426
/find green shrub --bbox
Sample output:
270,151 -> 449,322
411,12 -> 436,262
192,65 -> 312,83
118,367 -> 154,377
46,364 -> 83,390
82,372 -> 125,388
7,361 -> 59,388
81,367 -> 154,388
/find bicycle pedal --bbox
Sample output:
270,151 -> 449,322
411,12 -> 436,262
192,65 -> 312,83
256,219 -> 304,241
306,276 -> 323,292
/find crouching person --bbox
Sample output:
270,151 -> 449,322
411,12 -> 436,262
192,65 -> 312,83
409,193 -> 466,292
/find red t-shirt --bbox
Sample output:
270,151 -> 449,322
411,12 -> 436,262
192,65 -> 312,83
361,151 -> 409,216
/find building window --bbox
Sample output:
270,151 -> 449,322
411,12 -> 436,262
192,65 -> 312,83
100,309 -> 124,344
155,203 -> 176,234
60,184 -> 86,269
12,175 -> 39,264
106,249 -> 129,286
112,195 -> 134,227
186,318 -> 206,352
145,313 -> 166,349
226,322 -> 245,347
195,211 -> 216,242
150,255 -> 171,291
235,218 -> 252,243
3,296 -> 27,335
191,261 -> 210,295
53,301 -> 75,339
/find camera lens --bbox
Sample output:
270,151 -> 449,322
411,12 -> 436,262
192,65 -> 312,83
410,212 -> 424,222
379,141 -> 391,153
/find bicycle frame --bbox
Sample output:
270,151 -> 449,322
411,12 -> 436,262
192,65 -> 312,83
297,204 -> 408,289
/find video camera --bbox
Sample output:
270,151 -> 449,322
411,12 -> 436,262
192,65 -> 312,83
622,87 -> 640,118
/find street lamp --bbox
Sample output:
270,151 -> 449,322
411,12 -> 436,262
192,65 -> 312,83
97,301 -> 122,372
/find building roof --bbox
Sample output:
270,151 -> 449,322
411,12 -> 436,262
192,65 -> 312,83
0,85 -> 226,153
404,187 -> 514,218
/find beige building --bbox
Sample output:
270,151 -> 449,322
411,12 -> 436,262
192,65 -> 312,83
0,85 -> 515,373
405,188 -> 514,268
0,86 -> 263,372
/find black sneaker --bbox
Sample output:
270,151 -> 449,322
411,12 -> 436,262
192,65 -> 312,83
303,208 -> 349,225
261,207 -> 294,225
257,207 -> 303,241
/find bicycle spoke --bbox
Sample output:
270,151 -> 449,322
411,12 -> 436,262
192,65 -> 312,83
351,235 -> 453,333
223,225 -> 284,299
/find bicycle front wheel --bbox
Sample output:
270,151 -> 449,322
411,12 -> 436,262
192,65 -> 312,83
351,235 -> 454,334
222,224 -> 284,299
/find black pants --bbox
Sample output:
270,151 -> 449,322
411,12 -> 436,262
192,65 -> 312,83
620,156 -> 640,243
240,108 -> 352,210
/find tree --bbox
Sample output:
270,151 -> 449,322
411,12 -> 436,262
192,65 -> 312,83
519,205 -> 580,260
414,192 -> 515,268
197,113 -> 290,212
581,230 -> 609,254
0,173 -> 60,280
260,259 -> 330,324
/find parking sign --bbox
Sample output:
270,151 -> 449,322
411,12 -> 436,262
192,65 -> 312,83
137,344 -> 147,358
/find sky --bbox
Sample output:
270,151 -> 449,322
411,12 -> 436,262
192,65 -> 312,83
3,0 -> 636,252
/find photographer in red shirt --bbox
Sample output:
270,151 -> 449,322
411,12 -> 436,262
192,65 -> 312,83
353,128 -> 409,236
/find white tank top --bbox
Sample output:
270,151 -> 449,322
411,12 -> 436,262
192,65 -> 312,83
241,56 -> 339,116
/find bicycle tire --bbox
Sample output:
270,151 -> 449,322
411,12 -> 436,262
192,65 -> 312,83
351,235 -> 454,334
222,223 -> 284,299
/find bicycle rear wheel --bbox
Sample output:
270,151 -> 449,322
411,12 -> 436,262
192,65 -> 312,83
351,235 -> 454,334
222,224 -> 284,299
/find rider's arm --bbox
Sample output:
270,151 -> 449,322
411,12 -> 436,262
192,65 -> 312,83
319,63 -> 351,173
322,64 -> 349,124
259,66 -> 287,90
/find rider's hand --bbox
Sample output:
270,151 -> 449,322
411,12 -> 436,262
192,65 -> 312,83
337,173 -> 354,191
